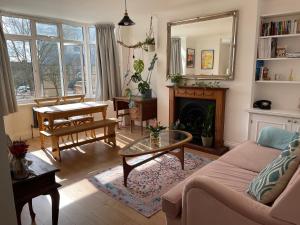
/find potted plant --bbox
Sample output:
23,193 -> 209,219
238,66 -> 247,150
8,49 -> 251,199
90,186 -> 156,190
127,54 -> 158,99
167,74 -> 182,87
146,120 -> 167,144
144,16 -> 155,52
9,140 -> 30,179
201,105 -> 215,147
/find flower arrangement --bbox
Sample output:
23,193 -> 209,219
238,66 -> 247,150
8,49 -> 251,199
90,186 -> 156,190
147,120 -> 167,139
9,140 -> 29,158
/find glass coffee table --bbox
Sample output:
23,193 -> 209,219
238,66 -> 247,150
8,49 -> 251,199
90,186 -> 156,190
119,130 -> 192,187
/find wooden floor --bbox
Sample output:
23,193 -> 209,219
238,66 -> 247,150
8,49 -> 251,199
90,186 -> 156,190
21,126 -> 217,225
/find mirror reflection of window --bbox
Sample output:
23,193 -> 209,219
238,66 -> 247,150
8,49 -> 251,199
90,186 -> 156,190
170,14 -> 235,77
169,37 -> 183,75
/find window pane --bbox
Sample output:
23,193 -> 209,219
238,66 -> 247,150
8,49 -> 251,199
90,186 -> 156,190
36,23 -> 58,37
6,40 -> 34,101
37,40 -> 63,97
62,24 -> 83,41
2,16 -> 31,36
89,27 -> 96,43
89,44 -> 97,94
64,44 -> 85,95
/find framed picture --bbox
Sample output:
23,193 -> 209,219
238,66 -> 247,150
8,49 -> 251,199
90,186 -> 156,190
186,48 -> 195,68
201,50 -> 214,69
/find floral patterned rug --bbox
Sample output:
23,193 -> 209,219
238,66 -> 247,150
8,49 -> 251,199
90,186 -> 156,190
89,152 -> 211,217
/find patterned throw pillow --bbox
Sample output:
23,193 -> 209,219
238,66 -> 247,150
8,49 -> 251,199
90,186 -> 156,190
281,139 -> 300,157
247,154 -> 299,204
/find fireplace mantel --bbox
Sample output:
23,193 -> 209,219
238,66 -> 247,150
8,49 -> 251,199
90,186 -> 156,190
167,86 -> 228,155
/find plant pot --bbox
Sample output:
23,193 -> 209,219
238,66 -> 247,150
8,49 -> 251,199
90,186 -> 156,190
141,89 -> 152,99
201,136 -> 213,147
150,132 -> 161,146
147,44 -> 155,52
10,156 -> 29,180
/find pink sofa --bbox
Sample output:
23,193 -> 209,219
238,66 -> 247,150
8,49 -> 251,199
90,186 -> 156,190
162,141 -> 300,225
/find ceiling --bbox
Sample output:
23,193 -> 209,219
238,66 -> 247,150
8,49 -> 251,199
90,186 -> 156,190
0,0 -> 209,24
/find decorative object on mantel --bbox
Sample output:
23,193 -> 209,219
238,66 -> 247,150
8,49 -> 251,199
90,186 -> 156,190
118,16 -> 155,52
146,120 -> 167,145
201,105 -> 215,147
9,140 -> 30,180
167,73 -> 183,87
118,0 -> 135,26
193,81 -> 221,88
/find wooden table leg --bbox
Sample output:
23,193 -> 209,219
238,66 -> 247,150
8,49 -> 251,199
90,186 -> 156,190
49,189 -> 60,225
28,199 -> 36,221
15,203 -> 24,225
37,114 -> 45,149
122,157 -> 134,187
169,146 -> 185,170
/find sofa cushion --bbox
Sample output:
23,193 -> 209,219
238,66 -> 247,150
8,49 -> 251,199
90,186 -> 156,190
162,160 -> 258,218
247,154 -> 299,204
219,141 -> 280,173
257,126 -> 299,150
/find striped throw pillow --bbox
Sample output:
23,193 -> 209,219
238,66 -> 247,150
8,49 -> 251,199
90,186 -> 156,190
247,154 -> 299,204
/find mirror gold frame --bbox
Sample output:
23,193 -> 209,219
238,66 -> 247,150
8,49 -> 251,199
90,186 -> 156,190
167,10 -> 238,80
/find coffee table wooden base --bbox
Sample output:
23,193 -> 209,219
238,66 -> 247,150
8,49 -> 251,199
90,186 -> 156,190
122,146 -> 184,187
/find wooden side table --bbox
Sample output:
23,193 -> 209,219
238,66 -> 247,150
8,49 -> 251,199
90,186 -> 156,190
113,97 -> 157,134
12,153 -> 61,225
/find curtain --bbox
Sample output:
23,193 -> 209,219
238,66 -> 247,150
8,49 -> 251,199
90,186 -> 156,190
169,37 -> 183,75
0,24 -> 17,116
95,23 -> 121,101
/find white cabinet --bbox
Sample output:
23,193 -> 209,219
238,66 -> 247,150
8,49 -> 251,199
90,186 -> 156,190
249,113 -> 300,141
291,119 -> 300,133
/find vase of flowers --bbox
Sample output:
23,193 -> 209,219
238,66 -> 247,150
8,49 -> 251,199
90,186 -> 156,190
9,140 -> 29,180
147,120 -> 167,144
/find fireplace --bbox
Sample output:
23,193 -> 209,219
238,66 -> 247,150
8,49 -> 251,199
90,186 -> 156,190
168,86 -> 228,155
175,98 -> 216,146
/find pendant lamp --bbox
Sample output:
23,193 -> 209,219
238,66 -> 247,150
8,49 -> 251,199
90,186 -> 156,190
118,0 -> 135,26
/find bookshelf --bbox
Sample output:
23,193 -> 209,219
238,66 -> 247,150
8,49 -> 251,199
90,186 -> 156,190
256,11 -> 300,83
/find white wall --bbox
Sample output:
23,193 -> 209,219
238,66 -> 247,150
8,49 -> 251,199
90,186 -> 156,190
125,0 -> 259,146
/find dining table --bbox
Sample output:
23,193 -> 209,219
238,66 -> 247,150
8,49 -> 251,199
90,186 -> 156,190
33,101 -> 108,149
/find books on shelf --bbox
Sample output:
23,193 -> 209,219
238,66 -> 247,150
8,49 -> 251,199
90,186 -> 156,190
258,38 -> 277,58
261,19 -> 300,36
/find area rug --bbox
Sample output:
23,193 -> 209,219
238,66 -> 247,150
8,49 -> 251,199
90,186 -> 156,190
89,152 -> 211,217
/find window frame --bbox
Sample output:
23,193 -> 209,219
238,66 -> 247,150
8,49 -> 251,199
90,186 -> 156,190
0,11 -> 96,103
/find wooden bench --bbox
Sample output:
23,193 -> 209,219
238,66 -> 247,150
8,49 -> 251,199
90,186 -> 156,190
40,119 -> 117,161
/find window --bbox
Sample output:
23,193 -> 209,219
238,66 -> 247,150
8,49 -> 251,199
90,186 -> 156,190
1,13 -> 97,102
36,23 -> 58,37
63,44 -> 85,95
6,40 -> 35,101
89,27 -> 96,43
37,40 -> 63,97
62,24 -> 83,41
2,16 -> 31,36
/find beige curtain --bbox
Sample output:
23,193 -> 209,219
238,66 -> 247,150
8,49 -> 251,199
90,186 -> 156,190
0,25 -> 17,116
169,37 -> 183,75
95,23 -> 121,101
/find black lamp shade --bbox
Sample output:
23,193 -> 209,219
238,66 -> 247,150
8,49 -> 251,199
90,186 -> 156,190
118,12 -> 135,26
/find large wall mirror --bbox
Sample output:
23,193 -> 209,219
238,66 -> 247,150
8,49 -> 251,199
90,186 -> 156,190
167,11 -> 238,80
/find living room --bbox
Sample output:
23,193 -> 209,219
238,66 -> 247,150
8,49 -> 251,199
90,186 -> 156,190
1,0 -> 300,224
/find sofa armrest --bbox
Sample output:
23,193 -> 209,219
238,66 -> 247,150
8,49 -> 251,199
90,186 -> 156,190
182,176 -> 291,225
